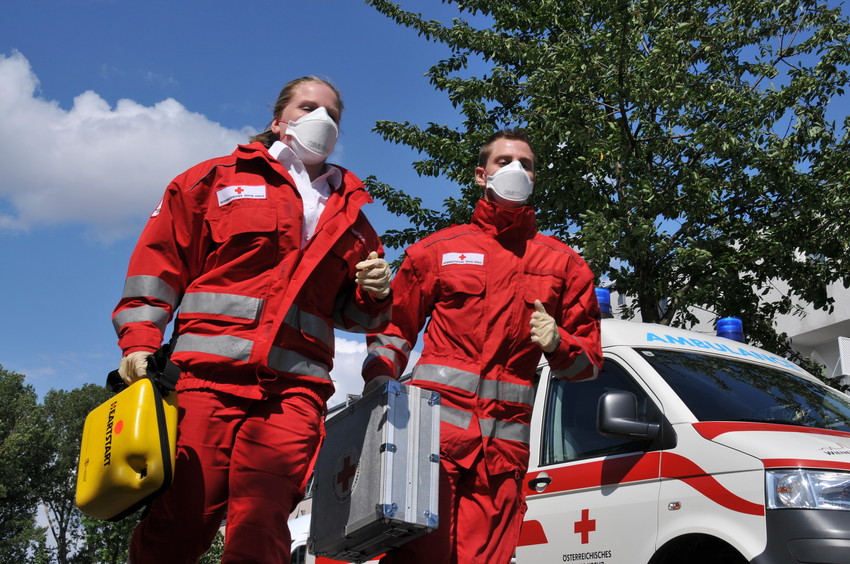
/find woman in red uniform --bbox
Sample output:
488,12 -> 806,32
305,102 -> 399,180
113,76 -> 391,563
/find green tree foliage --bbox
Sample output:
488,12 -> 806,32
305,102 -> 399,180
0,365 -> 52,563
78,510 -> 141,563
364,0 -> 850,358
200,530 -> 226,564
41,385 -> 114,564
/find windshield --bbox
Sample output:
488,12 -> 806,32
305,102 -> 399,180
638,348 -> 850,431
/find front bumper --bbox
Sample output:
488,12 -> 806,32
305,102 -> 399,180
751,509 -> 850,563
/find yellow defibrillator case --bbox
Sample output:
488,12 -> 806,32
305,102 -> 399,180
75,376 -> 178,521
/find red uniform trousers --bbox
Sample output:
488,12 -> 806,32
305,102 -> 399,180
380,448 -> 526,564
129,389 -> 324,564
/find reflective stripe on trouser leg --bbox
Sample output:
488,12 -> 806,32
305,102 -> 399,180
129,390 -> 245,564
223,393 -> 324,564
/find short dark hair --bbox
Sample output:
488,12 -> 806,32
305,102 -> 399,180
477,128 -> 536,169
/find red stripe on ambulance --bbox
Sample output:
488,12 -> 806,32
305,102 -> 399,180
517,519 -> 548,547
660,453 -> 764,516
763,458 -> 850,472
694,421 -> 850,441
524,451 -> 763,515
523,452 -> 660,497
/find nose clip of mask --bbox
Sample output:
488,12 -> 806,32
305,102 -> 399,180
486,160 -> 533,205
285,107 -> 339,165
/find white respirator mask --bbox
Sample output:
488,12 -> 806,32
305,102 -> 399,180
285,106 -> 339,165
486,160 -> 534,205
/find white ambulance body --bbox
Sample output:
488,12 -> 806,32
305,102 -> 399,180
518,319 -> 850,564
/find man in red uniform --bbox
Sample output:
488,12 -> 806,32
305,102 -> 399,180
113,77 -> 392,563
362,129 -> 603,564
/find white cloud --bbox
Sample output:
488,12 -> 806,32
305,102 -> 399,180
0,51 -> 250,240
328,336 -> 370,408
327,335 -> 420,409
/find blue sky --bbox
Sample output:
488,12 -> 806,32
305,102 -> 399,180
0,0 -> 481,405
3,1 -> 848,407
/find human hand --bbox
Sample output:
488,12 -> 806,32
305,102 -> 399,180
530,300 -> 561,353
118,351 -> 152,386
355,251 -> 391,299
363,374 -> 395,395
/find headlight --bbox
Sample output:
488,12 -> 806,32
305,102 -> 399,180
766,469 -> 850,510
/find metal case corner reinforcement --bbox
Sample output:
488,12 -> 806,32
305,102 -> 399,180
309,380 -> 441,562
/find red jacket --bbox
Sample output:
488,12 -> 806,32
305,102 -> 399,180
363,199 -> 602,473
113,142 -> 389,404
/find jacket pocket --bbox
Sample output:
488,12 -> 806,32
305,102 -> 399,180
441,269 -> 486,301
438,268 -> 486,321
522,270 -> 563,316
209,204 -> 277,242
206,205 -> 278,273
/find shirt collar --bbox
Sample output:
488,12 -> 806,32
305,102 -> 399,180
268,140 -> 342,190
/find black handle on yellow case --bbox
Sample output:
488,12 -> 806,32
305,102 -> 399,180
105,343 -> 180,395
106,370 -> 127,393
146,346 -> 179,393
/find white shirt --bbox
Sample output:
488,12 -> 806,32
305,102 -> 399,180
268,141 -> 343,247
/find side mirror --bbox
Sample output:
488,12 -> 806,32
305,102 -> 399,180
597,391 -> 660,440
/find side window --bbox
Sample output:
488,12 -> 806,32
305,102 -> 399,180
540,359 -> 662,465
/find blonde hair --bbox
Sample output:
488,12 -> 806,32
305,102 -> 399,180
249,76 -> 343,147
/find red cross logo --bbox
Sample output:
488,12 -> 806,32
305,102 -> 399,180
336,456 -> 357,493
234,186 -> 244,194
458,254 -> 466,260
574,509 -> 596,544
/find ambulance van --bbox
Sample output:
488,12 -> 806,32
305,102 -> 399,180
517,317 -> 850,564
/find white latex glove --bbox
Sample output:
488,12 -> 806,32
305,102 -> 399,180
118,351 -> 152,386
530,300 -> 561,354
355,251 -> 391,300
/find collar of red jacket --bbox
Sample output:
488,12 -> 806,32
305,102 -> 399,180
472,198 -> 537,242
234,142 -> 371,203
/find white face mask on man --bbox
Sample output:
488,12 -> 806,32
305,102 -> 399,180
285,107 -> 339,165
486,160 -> 534,205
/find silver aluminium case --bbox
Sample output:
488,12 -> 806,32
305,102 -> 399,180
309,380 -> 441,563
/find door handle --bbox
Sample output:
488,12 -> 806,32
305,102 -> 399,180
528,472 -> 552,492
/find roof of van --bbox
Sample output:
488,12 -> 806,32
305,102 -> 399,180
601,319 -> 805,373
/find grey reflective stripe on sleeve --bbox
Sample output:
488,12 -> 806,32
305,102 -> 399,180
373,334 -> 412,355
173,334 -> 253,362
112,305 -> 170,334
283,305 -> 334,348
268,347 -> 332,381
477,380 -> 535,407
551,352 -> 597,380
479,418 -> 531,444
181,292 -> 262,321
334,299 -> 392,333
122,275 -> 179,307
365,343 -> 399,370
440,405 -> 472,430
412,364 -> 480,394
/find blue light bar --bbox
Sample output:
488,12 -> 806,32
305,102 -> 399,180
595,288 -> 613,319
717,317 -> 744,342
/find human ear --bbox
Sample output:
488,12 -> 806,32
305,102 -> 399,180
475,166 -> 487,187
